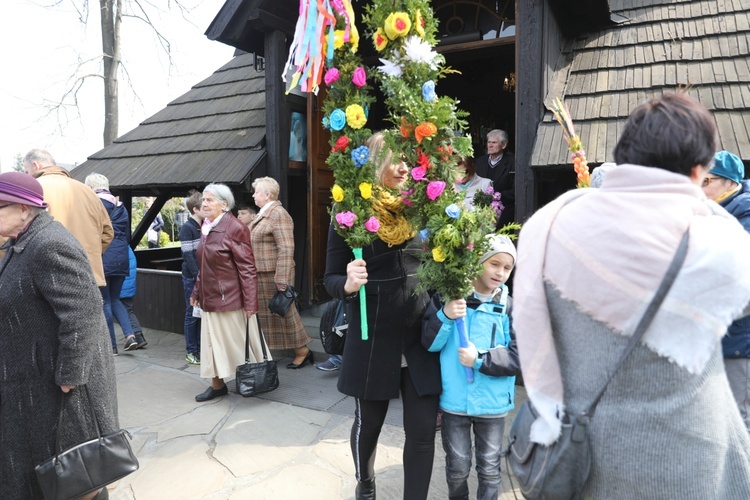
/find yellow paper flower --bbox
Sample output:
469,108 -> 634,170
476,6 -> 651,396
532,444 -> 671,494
374,28 -> 388,52
415,10 -> 425,38
350,24 -> 360,53
332,184 -> 345,202
384,12 -> 411,40
432,246 -> 446,263
334,30 -> 345,50
345,104 -> 367,129
359,182 -> 373,200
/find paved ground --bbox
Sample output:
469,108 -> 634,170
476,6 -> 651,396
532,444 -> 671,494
106,309 -> 527,499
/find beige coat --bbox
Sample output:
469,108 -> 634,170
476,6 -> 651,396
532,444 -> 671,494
33,166 -> 113,286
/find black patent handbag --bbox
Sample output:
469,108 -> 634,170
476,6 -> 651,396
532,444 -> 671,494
35,385 -> 139,500
268,285 -> 299,317
236,317 -> 280,397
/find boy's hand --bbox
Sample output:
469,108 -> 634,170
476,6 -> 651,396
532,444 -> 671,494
458,342 -> 478,367
443,299 -> 466,320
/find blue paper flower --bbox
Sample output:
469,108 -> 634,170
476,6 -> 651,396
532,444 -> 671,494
445,203 -> 461,219
419,228 -> 429,241
322,116 -> 330,130
330,109 -> 346,131
351,146 -> 370,167
422,80 -> 437,102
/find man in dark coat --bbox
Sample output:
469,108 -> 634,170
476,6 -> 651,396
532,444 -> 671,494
475,129 -> 515,228
0,172 -> 119,499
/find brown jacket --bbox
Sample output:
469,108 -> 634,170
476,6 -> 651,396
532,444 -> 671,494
191,213 -> 259,315
33,166 -> 113,286
249,201 -> 295,284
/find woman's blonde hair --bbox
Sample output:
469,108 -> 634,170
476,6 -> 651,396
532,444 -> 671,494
367,132 -> 397,187
85,173 -> 109,191
252,176 -> 280,200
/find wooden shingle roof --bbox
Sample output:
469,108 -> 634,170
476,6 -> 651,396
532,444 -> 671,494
72,53 -> 266,193
531,0 -> 750,168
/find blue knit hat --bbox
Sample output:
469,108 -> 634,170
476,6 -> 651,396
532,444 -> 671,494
710,151 -> 744,184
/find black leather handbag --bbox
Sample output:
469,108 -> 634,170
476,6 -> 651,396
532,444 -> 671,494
505,231 -> 689,500
236,318 -> 280,397
35,385 -> 139,500
319,298 -> 348,355
268,285 -> 299,317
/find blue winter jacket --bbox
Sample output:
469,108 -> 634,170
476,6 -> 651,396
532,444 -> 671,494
721,180 -> 750,358
422,287 -> 520,416
101,199 -> 130,277
120,247 -> 137,299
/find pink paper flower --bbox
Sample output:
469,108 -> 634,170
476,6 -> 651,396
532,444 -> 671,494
335,211 -> 357,228
364,216 -> 380,232
411,166 -> 427,181
426,180 -> 446,200
324,67 -> 340,86
352,67 -> 367,88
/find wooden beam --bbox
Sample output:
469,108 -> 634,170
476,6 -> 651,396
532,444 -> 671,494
515,0 -> 545,223
265,29 -> 291,206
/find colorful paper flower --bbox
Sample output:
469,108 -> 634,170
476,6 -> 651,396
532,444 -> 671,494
432,246 -> 447,262
411,166 -> 427,181
445,204 -> 461,219
322,116 -> 330,130
359,182 -> 373,200
374,28 -> 389,51
426,180 -> 446,200
384,12 -> 411,40
419,228 -> 429,241
364,216 -> 380,232
345,104 -> 367,129
422,80 -> 436,101
324,67 -> 340,86
400,117 -> 415,138
415,10 -> 426,38
351,145 -> 370,167
332,135 -> 350,153
331,184 -> 345,202
417,150 -> 431,169
329,109 -> 346,131
414,122 -> 438,143
403,35 -> 440,69
333,30 -> 346,50
352,67 -> 367,88
335,211 -> 357,228
376,58 -> 402,78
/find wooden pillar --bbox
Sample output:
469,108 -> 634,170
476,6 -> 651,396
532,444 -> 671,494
515,0 -> 545,223
265,29 -> 291,206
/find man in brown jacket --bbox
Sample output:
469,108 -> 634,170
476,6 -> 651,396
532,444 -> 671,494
23,149 -> 113,286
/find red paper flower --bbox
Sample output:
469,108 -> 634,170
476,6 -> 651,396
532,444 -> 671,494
332,135 -> 350,153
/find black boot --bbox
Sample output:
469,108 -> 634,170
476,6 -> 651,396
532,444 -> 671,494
355,478 -> 376,500
135,332 -> 148,349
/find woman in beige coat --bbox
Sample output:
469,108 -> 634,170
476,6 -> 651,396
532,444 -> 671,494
249,177 -> 313,368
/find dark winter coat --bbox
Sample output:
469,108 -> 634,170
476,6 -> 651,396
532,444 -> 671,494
721,180 -> 750,358
100,198 -> 130,277
324,225 -> 441,401
476,151 -> 515,227
0,212 -> 119,499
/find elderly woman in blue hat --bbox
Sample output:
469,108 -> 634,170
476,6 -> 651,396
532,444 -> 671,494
702,150 -> 750,432
0,172 -> 118,500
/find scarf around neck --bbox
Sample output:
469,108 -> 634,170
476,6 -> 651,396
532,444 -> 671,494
513,164 -> 750,445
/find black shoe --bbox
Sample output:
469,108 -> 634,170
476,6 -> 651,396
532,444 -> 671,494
195,385 -> 228,402
135,333 -> 148,349
112,347 -> 118,356
93,486 -> 109,499
286,350 -> 314,369
355,478 -> 376,500
124,336 -> 138,351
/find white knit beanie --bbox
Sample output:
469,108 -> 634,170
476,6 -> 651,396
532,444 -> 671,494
479,234 -> 517,265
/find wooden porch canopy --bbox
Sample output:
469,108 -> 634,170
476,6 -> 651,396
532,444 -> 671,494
530,0 -> 750,170
71,53 -> 267,245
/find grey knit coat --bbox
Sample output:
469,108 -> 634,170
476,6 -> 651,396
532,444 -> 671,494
0,212 -> 119,499
546,284 -> 750,498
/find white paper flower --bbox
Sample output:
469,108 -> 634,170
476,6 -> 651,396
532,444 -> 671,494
403,35 -> 440,69
376,58 -> 403,78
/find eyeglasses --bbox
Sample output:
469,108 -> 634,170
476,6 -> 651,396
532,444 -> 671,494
702,176 -> 722,187
0,203 -> 16,210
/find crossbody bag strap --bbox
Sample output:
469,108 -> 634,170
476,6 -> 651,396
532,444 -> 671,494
584,229 -> 690,418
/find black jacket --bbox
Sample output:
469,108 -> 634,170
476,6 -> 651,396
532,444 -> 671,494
324,225 -> 441,400
476,151 -> 515,227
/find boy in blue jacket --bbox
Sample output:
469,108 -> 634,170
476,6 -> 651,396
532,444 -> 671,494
422,234 -> 520,500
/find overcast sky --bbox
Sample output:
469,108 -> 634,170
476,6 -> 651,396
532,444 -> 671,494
0,0 -> 235,171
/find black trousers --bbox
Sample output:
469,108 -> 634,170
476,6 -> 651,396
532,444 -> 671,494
351,367 -> 439,500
